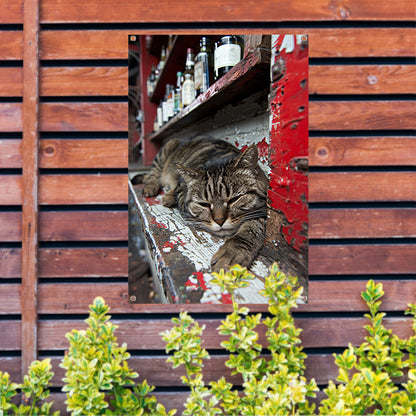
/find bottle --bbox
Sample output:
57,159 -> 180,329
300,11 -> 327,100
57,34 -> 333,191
181,48 -> 195,107
157,101 -> 163,129
194,37 -> 213,97
167,85 -> 174,121
147,64 -> 156,97
157,45 -> 166,73
214,35 -> 242,80
173,71 -> 183,115
162,84 -> 171,124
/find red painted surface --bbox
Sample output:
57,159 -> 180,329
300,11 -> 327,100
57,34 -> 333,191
268,35 -> 308,251
185,271 -> 208,291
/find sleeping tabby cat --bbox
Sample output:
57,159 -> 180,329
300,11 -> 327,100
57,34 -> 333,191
143,137 -> 268,272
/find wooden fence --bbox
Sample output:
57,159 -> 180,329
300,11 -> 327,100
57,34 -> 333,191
0,0 -> 415,413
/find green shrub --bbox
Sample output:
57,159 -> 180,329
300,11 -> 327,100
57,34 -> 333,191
0,266 -> 414,416
0,358 -> 58,416
162,265 -> 415,416
60,296 -> 174,416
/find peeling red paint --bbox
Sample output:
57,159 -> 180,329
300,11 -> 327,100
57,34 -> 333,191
268,35 -> 308,251
185,271 -> 208,291
221,293 -> 233,304
150,217 -> 167,228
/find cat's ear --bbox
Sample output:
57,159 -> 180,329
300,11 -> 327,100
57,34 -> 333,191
175,163 -> 200,181
234,144 -> 259,169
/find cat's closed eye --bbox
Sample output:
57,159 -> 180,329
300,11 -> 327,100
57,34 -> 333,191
198,202 -> 212,208
227,195 -> 242,206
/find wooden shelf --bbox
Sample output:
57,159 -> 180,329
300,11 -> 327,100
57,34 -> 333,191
148,46 -> 271,142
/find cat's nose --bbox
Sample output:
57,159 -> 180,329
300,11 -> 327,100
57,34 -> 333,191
214,217 -> 226,226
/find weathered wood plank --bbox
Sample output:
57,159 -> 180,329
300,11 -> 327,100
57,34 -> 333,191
0,175 -> 21,205
0,174 -> 128,205
39,211 -> 128,241
2,64 -> 414,97
310,208 -> 416,239
0,103 -> 22,132
310,65 -> 416,95
0,31 -> 23,60
309,137 -> 416,166
0,321 -> 20,350
0,249 -> 21,278
0,353 -> 368,387
2,244 -> 412,279
39,103 -> 128,132
36,316 -> 413,351
0,211 -> 127,242
2,172 -> 413,205
0,284 -> 21,314
309,100 -> 415,130
40,67 -> 128,96
36,279 -> 416,314
39,139 -> 128,168
0,0 -> 23,24
0,139 -> 22,168
310,172 -> 416,202
309,244 -> 416,275
38,248 -> 128,277
39,0 -> 415,23
0,212 -> 21,241
39,29 -> 416,60
0,68 -> 22,96
39,174 -> 128,205
0,139 -> 128,169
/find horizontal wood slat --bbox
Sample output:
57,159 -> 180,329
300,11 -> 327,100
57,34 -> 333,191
38,0 -> 415,23
309,100 -> 415,130
0,211 -> 127,242
3,208 -> 414,243
0,175 -> 127,205
309,244 -> 416,275
40,67 -> 128,96
3,102 -> 413,133
3,65 -> 414,98
39,139 -> 128,168
2,278 -> 415,315
0,139 -> 128,169
35,279 -> 416,314
40,103 -> 128,132
38,29 -> 416,61
1,244 -> 413,279
33,317 -> 413,351
309,172 -> 416,202
309,65 -> 416,95
2,172 -> 414,205
0,31 -> 23,60
0,139 -> 21,168
310,208 -> 416,239
0,352 -> 392,387
309,137 -> 416,166
0,284 -> 20,314
0,68 -> 22,96
0,248 -> 127,278
2,137 -> 414,170
0,1 -> 23,24
38,248 -> 128,277
0,103 -> 22,132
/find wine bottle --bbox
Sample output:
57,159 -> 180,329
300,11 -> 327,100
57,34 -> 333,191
214,36 -> 242,80
194,37 -> 213,97
181,48 -> 195,107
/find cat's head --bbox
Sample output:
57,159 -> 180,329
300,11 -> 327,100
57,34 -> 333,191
175,145 -> 267,236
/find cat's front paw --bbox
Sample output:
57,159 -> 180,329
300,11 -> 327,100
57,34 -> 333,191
211,241 -> 253,273
143,182 -> 159,197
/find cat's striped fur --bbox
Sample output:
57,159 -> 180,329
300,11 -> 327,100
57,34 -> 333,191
143,137 -> 268,272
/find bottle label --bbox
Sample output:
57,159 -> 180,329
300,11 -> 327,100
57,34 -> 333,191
214,44 -> 240,75
194,61 -> 204,91
182,79 -> 195,106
